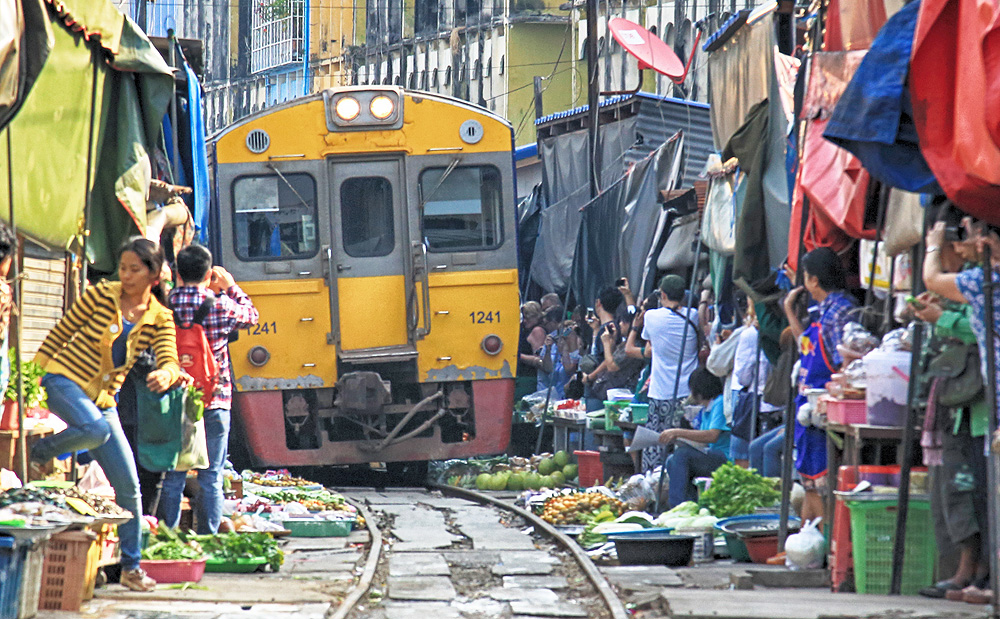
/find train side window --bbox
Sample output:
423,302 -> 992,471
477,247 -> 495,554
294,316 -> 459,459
340,176 -> 395,257
419,165 -> 502,251
232,174 -> 318,261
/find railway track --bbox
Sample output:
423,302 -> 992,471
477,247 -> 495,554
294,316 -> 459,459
330,484 -> 629,619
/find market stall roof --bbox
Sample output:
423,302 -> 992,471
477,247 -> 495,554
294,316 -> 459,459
0,0 -> 53,132
0,0 -> 172,270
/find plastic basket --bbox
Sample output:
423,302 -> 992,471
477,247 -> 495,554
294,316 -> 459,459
205,556 -> 268,573
847,499 -> 935,595
573,450 -> 603,487
283,518 -> 353,538
0,536 -> 23,619
18,541 -> 45,619
825,397 -> 866,425
139,559 -> 206,583
630,403 -> 649,424
603,401 -> 628,431
39,530 -> 99,611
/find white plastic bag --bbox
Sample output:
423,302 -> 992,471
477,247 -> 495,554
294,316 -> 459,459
175,416 -> 209,471
785,517 -> 825,569
700,170 -> 743,255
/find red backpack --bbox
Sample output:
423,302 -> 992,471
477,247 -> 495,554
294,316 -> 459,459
173,297 -> 219,405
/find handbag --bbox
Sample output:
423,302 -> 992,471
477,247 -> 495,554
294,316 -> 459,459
136,384 -> 185,473
731,389 -> 756,441
927,343 -> 983,408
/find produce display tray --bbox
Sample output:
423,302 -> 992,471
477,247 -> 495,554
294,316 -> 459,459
283,518 -> 353,537
139,559 -> 206,583
205,556 -> 267,573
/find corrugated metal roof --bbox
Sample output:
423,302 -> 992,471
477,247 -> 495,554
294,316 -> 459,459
532,91 -> 714,186
629,93 -> 714,185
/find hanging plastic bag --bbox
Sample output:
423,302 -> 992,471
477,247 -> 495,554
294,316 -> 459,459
701,171 -> 741,255
136,383 -> 184,473
785,518 -> 825,569
175,414 -> 209,471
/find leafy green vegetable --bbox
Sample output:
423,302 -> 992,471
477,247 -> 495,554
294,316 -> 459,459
5,352 -> 46,408
141,527 -> 205,560
197,531 -> 284,572
698,463 -> 780,518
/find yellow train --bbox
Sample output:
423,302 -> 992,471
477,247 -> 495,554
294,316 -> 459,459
209,87 -> 519,474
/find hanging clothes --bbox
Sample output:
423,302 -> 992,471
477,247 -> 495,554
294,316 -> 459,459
823,0 -> 939,194
910,0 -> 1000,224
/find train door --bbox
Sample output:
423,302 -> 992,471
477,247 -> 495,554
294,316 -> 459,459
328,158 -> 414,356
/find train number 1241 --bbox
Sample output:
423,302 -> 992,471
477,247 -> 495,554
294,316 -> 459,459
246,321 -> 277,335
469,311 -> 499,324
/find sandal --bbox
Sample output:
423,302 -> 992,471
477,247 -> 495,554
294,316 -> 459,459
962,586 -> 992,605
120,568 -> 156,592
919,580 -> 965,599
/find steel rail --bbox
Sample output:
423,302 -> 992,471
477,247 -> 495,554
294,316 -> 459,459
429,483 -> 630,619
325,499 -> 384,619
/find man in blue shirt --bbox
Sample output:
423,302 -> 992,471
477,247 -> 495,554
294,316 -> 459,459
660,368 -> 731,508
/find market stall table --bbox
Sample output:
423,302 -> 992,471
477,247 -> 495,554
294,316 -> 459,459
551,417 -> 586,453
0,427 -> 56,480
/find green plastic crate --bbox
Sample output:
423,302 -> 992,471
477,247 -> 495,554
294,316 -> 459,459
603,401 -> 647,431
846,499 -> 935,595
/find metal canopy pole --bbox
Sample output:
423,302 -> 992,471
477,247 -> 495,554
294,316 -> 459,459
778,189 -> 810,551
585,0 -> 600,200
889,234 -> 927,594
5,129 -> 25,485
979,243 -> 1000,617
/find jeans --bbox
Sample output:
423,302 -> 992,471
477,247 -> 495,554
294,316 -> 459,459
32,374 -> 143,570
749,426 -> 785,478
160,407 -> 231,534
666,442 -> 728,509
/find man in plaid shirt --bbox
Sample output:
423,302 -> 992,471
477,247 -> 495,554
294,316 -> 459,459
159,245 -> 259,534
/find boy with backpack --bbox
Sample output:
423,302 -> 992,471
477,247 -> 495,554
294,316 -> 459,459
159,245 -> 259,534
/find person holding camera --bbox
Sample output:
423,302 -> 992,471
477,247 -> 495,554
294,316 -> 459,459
536,306 -> 580,399
639,275 -> 700,472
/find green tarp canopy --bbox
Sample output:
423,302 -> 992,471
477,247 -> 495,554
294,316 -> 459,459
0,0 -> 173,272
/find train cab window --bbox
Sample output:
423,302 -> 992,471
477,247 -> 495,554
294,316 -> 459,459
420,165 -> 502,251
340,177 -> 395,257
232,174 -> 318,260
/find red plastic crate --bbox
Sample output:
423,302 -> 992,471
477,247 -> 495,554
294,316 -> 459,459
831,465 -> 857,592
574,450 -> 603,487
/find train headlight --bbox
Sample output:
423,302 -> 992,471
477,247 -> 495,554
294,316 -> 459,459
370,95 -> 395,120
481,335 -> 503,356
335,96 -> 361,121
324,88 -> 403,131
248,345 -> 271,367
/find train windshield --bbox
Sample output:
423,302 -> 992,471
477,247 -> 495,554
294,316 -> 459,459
232,173 -> 319,260
419,165 -> 502,251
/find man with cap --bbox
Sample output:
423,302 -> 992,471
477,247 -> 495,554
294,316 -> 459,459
639,275 -> 700,472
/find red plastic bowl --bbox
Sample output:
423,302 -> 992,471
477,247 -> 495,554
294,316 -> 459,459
139,559 -> 206,583
741,535 -> 779,564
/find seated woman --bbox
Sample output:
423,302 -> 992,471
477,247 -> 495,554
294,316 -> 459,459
660,368 -> 731,509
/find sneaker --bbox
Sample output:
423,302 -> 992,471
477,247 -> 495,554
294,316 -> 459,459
120,568 -> 156,592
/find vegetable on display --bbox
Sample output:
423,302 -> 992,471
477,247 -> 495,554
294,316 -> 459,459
197,531 -> 284,572
697,463 -> 780,518
141,527 -> 204,561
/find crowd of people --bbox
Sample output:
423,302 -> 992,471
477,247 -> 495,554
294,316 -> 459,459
517,201 -> 1000,603
4,226 -> 258,592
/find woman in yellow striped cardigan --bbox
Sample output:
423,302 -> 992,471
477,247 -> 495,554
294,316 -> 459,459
31,238 -> 181,592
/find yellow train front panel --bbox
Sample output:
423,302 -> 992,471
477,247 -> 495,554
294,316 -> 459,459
416,269 -> 520,383
229,279 -> 338,391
